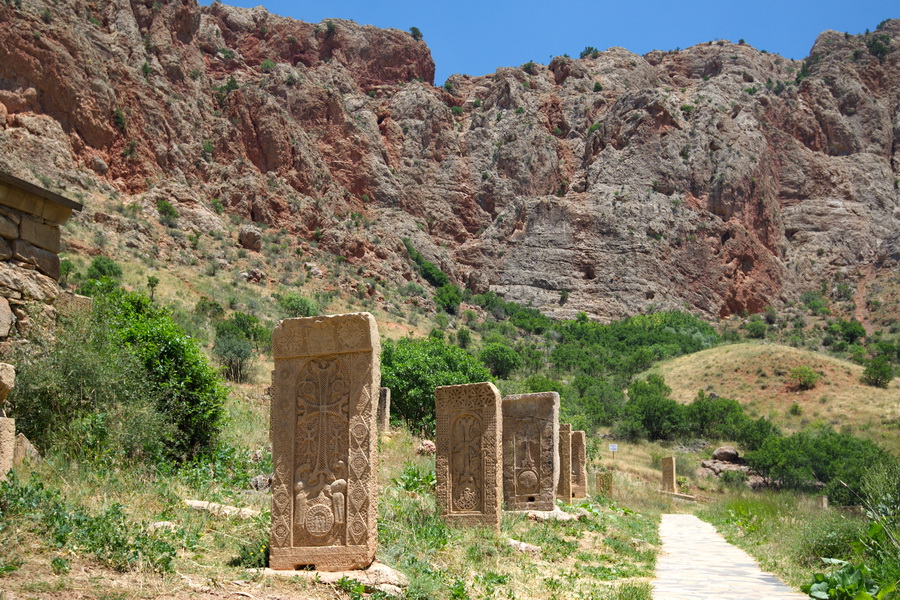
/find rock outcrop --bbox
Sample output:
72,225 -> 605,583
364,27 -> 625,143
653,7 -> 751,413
0,0 -> 897,320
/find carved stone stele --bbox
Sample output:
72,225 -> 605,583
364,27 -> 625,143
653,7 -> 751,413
501,392 -> 559,511
571,430 -> 588,499
435,382 -> 502,531
661,456 -> 677,493
269,313 -> 380,571
377,388 -> 390,432
556,424 -> 572,502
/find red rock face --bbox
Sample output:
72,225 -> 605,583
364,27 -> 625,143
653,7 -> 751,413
0,1 -> 897,320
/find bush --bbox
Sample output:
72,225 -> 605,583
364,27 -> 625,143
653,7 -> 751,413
409,26 -> 423,41
434,284 -> 462,314
478,343 -> 522,379
277,292 -> 318,318
403,239 -> 450,288
862,358 -> 893,388
619,375 -> 684,441
156,199 -> 179,227
85,285 -> 226,460
382,337 -> 492,434
790,366 -> 820,390
85,256 -> 123,281
213,332 -> 254,382
260,58 -> 275,72
745,316 -> 767,339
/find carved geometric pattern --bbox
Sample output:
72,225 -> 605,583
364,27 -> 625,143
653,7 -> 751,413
435,382 -> 502,531
502,392 -> 560,511
270,313 -> 380,572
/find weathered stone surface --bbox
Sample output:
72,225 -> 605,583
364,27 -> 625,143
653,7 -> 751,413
11,240 -> 60,280
662,456 -> 677,493
712,446 -> 740,462
0,214 -> 17,240
0,417 -> 14,481
377,387 -> 390,431
501,392 -> 559,511
185,499 -> 260,519
0,297 -> 14,338
238,225 -> 262,251
556,424 -> 572,502
0,237 -> 10,261
270,312 -> 380,571
596,472 -> 613,497
0,362 -> 14,404
13,432 -> 41,466
260,561 -> 409,594
571,431 -> 588,499
435,382 -> 502,531
19,216 -> 61,253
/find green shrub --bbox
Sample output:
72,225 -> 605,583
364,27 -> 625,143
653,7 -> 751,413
112,108 -> 127,133
790,366 -> 820,390
456,327 -> 471,349
796,513 -> 866,566
593,81 -> 603,92
393,461 -> 437,493
156,199 -> 179,227
277,292 -> 318,318
451,105 -> 463,115
382,337 -> 492,434
230,529 -> 269,568
435,284 -> 462,314
862,358 -> 893,388
720,470 -> 748,488
213,332 -> 253,382
260,58 -> 275,72
479,343 -> 522,379
745,316 -> 767,339
403,239 -> 450,288
409,26 -> 423,41
85,256 -> 122,281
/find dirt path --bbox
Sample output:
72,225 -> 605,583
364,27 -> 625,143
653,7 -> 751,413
652,514 -> 807,600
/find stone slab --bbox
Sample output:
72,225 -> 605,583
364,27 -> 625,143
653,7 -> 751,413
19,216 -> 61,253
501,392 -> 559,511
13,432 -> 40,466
269,313 -> 380,571
377,387 -> 390,431
0,261 -> 60,302
435,382 -> 502,531
0,298 -> 13,339
0,417 -> 14,481
0,214 -> 17,240
11,239 -> 60,280
556,423 -> 572,502
257,560 -> 407,595
0,363 -> 13,404
661,456 -> 677,493
571,430 -> 588,499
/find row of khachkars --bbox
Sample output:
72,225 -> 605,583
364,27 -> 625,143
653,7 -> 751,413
268,312 -> 593,572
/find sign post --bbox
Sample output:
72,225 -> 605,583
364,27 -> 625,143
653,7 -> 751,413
608,443 -> 618,460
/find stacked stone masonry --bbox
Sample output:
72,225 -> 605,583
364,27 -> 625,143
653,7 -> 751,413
0,171 -> 82,339
269,313 -> 380,572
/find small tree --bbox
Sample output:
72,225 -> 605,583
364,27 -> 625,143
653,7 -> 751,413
278,292 -> 318,318
862,357 -> 893,388
434,284 -> 461,314
85,256 -> 122,281
409,26 -> 422,41
745,316 -> 767,339
156,199 -> 179,227
479,343 -> 522,379
213,332 -> 254,383
790,366 -> 820,390
147,276 -> 159,301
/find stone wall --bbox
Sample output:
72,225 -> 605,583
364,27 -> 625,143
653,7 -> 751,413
0,172 -> 82,340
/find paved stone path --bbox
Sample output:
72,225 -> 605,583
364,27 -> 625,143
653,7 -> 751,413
652,514 -> 807,600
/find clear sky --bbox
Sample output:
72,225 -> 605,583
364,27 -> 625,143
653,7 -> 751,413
200,1 -> 897,84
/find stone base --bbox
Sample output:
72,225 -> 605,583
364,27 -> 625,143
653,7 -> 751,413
258,560 -> 407,596
269,545 -> 376,572
514,506 -> 585,522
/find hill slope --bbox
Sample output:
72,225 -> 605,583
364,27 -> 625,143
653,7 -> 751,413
0,1 -> 897,320
648,342 -> 900,454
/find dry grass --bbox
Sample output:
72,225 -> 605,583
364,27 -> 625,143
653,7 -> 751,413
646,343 -> 900,455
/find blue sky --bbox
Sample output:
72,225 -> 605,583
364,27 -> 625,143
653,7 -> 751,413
201,1 -> 897,84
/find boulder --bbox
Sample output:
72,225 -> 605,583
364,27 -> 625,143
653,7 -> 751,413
712,446 -> 740,462
0,298 -> 14,338
238,225 -> 262,251
13,432 -> 41,466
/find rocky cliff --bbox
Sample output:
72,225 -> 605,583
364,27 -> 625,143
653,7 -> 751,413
0,0 -> 897,320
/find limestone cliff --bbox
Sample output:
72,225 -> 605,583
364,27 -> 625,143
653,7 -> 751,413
0,0 -> 897,320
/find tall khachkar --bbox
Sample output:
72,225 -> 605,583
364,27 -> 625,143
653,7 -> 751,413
269,313 -> 380,571
501,392 -> 559,511
435,382 -> 502,531
571,431 -> 588,499
556,424 -> 573,502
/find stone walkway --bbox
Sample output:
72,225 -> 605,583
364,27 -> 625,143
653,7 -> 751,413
652,514 -> 807,600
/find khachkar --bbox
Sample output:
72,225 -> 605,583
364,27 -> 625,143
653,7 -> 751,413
556,424 -> 573,501
661,456 -> 677,493
501,392 -> 559,511
571,430 -> 588,499
435,382 -> 502,531
377,388 -> 390,432
269,313 -> 380,571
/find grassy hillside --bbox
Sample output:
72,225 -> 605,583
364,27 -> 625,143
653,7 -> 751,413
647,343 -> 900,455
